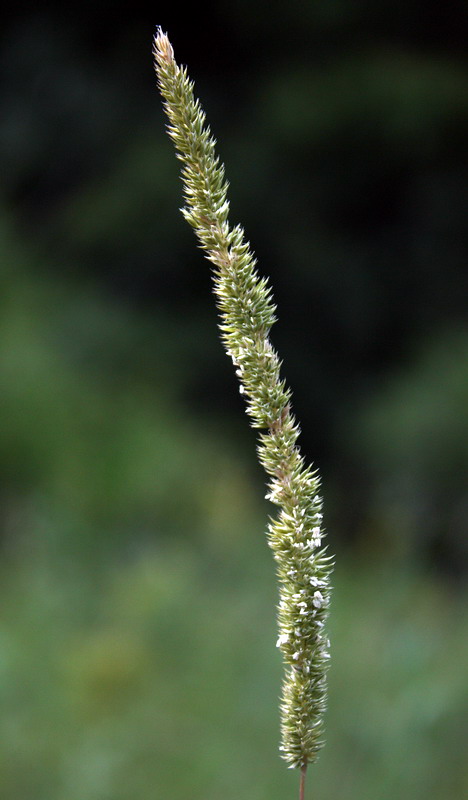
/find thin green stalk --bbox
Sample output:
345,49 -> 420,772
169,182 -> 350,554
153,28 -> 333,784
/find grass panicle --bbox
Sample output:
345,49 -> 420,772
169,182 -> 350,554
153,28 -> 333,778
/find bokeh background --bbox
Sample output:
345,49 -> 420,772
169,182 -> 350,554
1,2 -> 468,798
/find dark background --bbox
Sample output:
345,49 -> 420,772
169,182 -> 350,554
1,3 -> 467,799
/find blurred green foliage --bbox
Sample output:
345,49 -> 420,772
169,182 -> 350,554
1,2 -> 468,798
1,545 -> 467,799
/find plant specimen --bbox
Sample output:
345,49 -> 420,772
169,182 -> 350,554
153,29 -> 333,798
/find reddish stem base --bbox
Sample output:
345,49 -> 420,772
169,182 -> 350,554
299,765 -> 307,800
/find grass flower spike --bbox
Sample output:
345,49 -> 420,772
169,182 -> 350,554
153,28 -> 333,789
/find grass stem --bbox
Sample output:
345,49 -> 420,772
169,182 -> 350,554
299,764 -> 307,800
